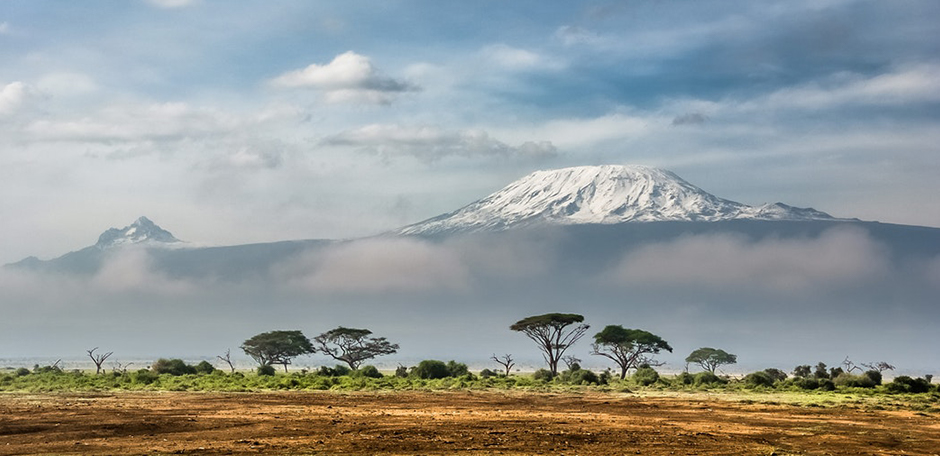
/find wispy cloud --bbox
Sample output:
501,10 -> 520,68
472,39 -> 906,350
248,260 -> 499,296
323,124 -> 557,163
145,0 -> 198,8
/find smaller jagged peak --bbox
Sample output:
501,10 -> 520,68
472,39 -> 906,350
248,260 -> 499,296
95,216 -> 181,248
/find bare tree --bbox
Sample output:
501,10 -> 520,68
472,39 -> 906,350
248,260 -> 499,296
491,354 -> 515,376
87,347 -> 113,375
842,356 -> 862,373
217,349 -> 236,373
562,355 -> 582,370
111,362 -> 133,374
861,361 -> 896,373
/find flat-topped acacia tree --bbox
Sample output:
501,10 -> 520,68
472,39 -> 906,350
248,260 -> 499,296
685,347 -> 737,374
314,327 -> 399,370
241,330 -> 314,373
591,325 -> 672,380
510,313 -> 589,376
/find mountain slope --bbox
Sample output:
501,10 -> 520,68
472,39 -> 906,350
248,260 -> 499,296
397,165 -> 839,235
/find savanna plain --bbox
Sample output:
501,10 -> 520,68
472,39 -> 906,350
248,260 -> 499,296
2,375 -> 939,455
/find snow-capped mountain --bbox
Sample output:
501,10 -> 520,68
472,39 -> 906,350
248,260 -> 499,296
95,216 -> 181,248
397,165 -> 838,235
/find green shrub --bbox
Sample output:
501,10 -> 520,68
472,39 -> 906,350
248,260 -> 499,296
633,367 -> 660,386
833,372 -> 876,388
446,360 -> 469,377
744,371 -> 774,388
357,365 -> 382,378
412,360 -> 450,379
886,376 -> 931,394
560,368 -> 600,385
14,367 -> 30,377
675,372 -> 694,385
479,368 -> 497,379
394,365 -> 408,378
762,368 -> 788,383
531,369 -> 554,382
194,361 -> 216,375
33,364 -> 63,374
257,365 -> 276,376
693,371 -> 725,386
151,359 -> 197,376
863,370 -> 883,386
318,365 -> 351,377
132,369 -> 159,385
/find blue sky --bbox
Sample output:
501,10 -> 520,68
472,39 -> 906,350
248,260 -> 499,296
1,0 -> 939,261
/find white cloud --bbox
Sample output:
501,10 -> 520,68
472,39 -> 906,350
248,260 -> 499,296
480,44 -> 561,71
749,64 -> 940,111
0,81 -> 34,116
270,51 -> 417,104
0,22 -> 10,35
323,124 -> 557,162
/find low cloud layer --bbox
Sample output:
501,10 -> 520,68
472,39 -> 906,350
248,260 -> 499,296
608,227 -> 890,295
2,224 -> 938,370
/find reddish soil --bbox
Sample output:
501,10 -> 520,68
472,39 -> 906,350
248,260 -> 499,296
1,391 -> 938,455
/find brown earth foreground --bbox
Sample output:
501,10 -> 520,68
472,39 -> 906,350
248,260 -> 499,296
1,391 -> 938,455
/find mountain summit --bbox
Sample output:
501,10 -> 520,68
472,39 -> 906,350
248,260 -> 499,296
397,165 -> 837,235
95,216 -> 181,248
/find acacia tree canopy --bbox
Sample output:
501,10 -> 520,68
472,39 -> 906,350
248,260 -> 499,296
685,347 -> 737,374
591,325 -> 672,380
241,330 -> 314,372
510,313 -> 589,376
314,327 -> 399,370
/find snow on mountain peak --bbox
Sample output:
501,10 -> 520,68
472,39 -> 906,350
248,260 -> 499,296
397,164 -> 837,235
95,216 -> 181,248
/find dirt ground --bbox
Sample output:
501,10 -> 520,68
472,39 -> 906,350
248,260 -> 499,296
0,390 -> 938,455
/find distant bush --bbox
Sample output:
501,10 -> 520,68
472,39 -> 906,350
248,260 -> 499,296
151,359 -> 197,376
318,365 -> 351,377
132,369 -> 159,385
479,368 -> 497,379
445,360 -> 469,377
33,364 -> 63,375
194,361 -> 216,375
885,376 -> 931,394
833,372 -> 876,388
357,365 -> 382,378
762,368 -> 788,383
632,367 -> 660,386
560,368 -> 600,385
693,371 -> 725,386
863,370 -> 883,386
394,365 -> 408,378
14,368 -> 30,377
257,365 -> 276,376
412,360 -> 450,379
744,371 -> 774,388
532,369 -> 554,382
674,372 -> 694,385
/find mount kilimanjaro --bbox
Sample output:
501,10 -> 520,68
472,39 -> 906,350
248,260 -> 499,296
397,165 -> 840,235
7,164 -> 938,277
